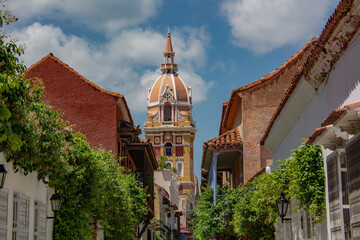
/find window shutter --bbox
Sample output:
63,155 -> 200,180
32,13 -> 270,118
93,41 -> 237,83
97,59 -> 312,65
0,228 -> 6,240
18,197 -> 29,229
346,133 -> 360,238
0,191 -> 7,225
327,151 -> 341,236
0,191 -> 7,240
38,203 -> 47,240
13,194 -> 29,240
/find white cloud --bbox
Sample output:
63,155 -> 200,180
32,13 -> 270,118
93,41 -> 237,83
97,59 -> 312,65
221,0 -> 339,53
7,0 -> 162,33
11,23 -> 212,113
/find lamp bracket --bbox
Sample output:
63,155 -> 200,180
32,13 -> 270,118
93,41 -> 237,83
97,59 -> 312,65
281,217 -> 291,223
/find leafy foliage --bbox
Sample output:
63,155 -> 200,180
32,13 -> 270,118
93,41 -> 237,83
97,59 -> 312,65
192,141 -> 325,240
287,140 -> 325,223
157,155 -> 177,173
0,4 -> 148,239
190,186 -> 238,240
152,218 -> 172,240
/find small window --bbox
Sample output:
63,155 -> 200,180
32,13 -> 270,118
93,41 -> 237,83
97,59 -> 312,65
164,105 -> 172,121
165,143 -> 172,156
177,163 -> 183,177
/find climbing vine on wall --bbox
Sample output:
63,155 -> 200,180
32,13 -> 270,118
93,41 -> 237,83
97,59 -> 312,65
1,4 -> 148,239
192,141 -> 325,240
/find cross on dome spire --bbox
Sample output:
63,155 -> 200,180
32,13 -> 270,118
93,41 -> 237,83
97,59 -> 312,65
161,28 -> 178,74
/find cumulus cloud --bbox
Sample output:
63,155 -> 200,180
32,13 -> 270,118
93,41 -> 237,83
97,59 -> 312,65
221,0 -> 338,53
11,23 -> 212,113
7,0 -> 162,33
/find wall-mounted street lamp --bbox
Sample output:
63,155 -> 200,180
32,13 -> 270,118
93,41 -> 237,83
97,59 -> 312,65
47,193 -> 62,219
276,193 -> 291,223
0,164 -> 7,189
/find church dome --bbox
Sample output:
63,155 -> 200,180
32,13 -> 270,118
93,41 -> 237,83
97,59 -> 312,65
147,30 -> 192,112
149,74 -> 190,104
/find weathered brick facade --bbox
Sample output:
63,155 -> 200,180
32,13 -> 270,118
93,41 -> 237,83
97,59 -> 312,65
25,54 -> 132,153
202,40 -> 314,187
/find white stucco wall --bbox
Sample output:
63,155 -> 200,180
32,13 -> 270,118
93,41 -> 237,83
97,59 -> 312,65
0,153 -> 54,240
269,30 -> 360,166
154,169 -> 179,205
265,30 -> 360,240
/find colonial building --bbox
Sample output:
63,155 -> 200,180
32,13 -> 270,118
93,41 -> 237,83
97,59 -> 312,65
144,30 -> 196,227
25,55 -> 158,239
0,153 -> 55,240
201,39 -> 313,204
261,0 -> 360,238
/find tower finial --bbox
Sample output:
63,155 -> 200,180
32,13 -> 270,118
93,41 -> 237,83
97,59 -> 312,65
161,28 -> 177,74
165,28 -> 173,52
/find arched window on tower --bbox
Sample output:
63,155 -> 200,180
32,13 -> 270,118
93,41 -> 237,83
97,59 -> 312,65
164,104 -> 172,121
165,142 -> 172,156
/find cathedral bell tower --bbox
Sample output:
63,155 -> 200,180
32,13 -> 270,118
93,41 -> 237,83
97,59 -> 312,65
143,29 -> 196,222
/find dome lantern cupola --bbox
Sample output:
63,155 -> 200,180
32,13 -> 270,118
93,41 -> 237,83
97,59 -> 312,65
161,28 -> 178,74
146,29 -> 194,126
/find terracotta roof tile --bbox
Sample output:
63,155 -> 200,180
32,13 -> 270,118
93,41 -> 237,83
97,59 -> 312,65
26,54 -> 135,125
223,39 -> 315,132
321,102 -> 360,127
306,102 -> 360,144
306,127 -> 327,144
261,0 -> 356,144
203,128 -> 242,150
27,54 -> 125,98
155,183 -> 170,199
302,0 -> 354,79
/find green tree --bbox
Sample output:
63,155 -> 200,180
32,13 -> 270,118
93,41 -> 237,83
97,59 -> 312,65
0,3 -> 148,239
192,142 -> 325,240
190,186 -> 238,240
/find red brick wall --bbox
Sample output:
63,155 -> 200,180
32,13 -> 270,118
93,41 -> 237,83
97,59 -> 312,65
231,154 -> 242,188
26,57 -> 119,153
239,53 -> 309,181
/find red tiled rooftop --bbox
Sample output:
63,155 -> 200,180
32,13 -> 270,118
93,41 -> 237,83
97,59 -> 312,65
261,0 -> 356,144
306,127 -> 327,144
306,102 -> 360,144
155,183 -> 170,199
302,0 -> 354,78
222,39 -> 315,131
27,53 -> 128,99
180,224 -> 192,234
321,102 -> 360,127
203,128 -> 242,150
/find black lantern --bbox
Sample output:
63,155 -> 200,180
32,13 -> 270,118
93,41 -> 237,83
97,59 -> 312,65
0,164 -> 7,189
276,193 -> 291,223
47,193 -> 62,219
50,193 -> 62,212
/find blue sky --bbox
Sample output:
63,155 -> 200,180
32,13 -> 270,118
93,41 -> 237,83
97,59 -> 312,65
5,0 -> 339,182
